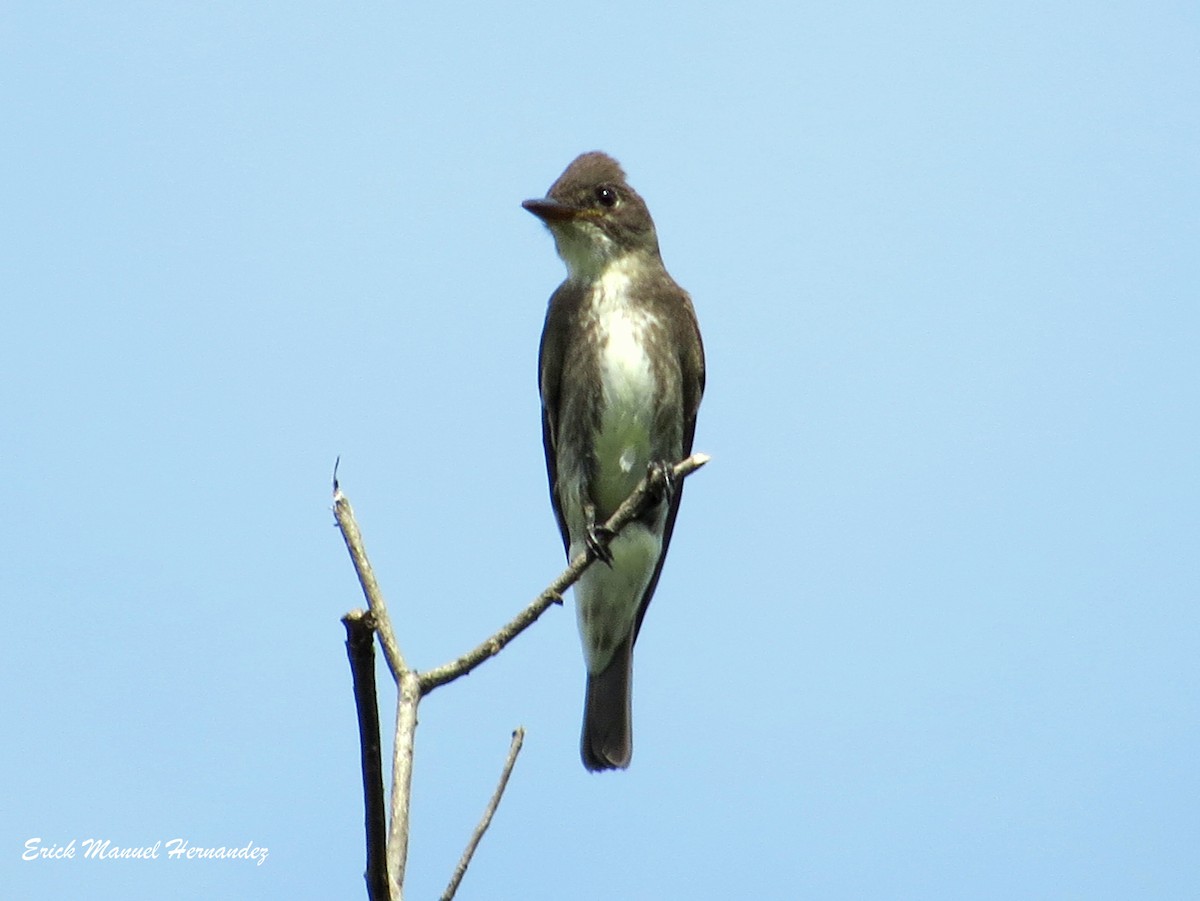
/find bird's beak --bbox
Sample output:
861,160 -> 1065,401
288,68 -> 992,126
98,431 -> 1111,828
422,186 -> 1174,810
522,198 -> 578,223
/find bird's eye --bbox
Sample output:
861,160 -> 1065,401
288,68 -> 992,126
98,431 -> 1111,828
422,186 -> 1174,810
595,186 -> 618,207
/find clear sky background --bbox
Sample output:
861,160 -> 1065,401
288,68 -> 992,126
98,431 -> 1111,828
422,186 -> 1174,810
3,2 -> 1197,899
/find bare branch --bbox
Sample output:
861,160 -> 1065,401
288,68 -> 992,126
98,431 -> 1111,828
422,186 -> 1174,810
336,453 -> 710,899
440,728 -> 526,901
387,670 -> 421,900
418,453 -> 710,694
343,610 -> 391,901
333,481 -> 407,682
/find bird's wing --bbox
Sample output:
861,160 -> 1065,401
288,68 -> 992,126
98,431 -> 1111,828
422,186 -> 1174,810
538,286 -> 572,555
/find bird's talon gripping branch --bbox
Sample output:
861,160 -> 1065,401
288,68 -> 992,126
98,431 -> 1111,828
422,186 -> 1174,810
648,459 -> 676,503
585,523 -> 616,566
582,501 -> 616,566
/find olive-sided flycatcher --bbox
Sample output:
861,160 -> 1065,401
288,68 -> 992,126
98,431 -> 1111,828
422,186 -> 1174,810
523,152 -> 705,771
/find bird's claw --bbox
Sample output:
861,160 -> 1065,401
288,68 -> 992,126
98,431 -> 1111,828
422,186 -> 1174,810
648,459 -> 676,503
586,523 -> 616,567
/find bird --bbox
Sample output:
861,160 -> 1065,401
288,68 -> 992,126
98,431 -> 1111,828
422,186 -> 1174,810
523,151 -> 705,770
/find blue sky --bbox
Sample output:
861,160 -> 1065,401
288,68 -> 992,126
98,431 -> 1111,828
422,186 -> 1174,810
4,2 -> 1197,898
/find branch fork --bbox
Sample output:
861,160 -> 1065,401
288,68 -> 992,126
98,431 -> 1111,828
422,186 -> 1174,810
334,452 -> 710,900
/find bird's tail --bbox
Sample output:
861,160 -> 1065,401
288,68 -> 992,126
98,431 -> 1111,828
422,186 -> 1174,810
581,634 -> 634,771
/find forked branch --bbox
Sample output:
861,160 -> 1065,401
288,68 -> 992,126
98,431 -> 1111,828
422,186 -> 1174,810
334,452 -> 710,900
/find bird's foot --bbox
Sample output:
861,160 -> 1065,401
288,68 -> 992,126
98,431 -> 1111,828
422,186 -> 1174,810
584,503 -> 615,566
586,523 -> 616,566
647,459 -> 677,504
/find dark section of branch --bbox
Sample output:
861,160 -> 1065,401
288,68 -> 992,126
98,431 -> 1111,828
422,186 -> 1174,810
343,610 -> 391,901
440,728 -> 526,901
